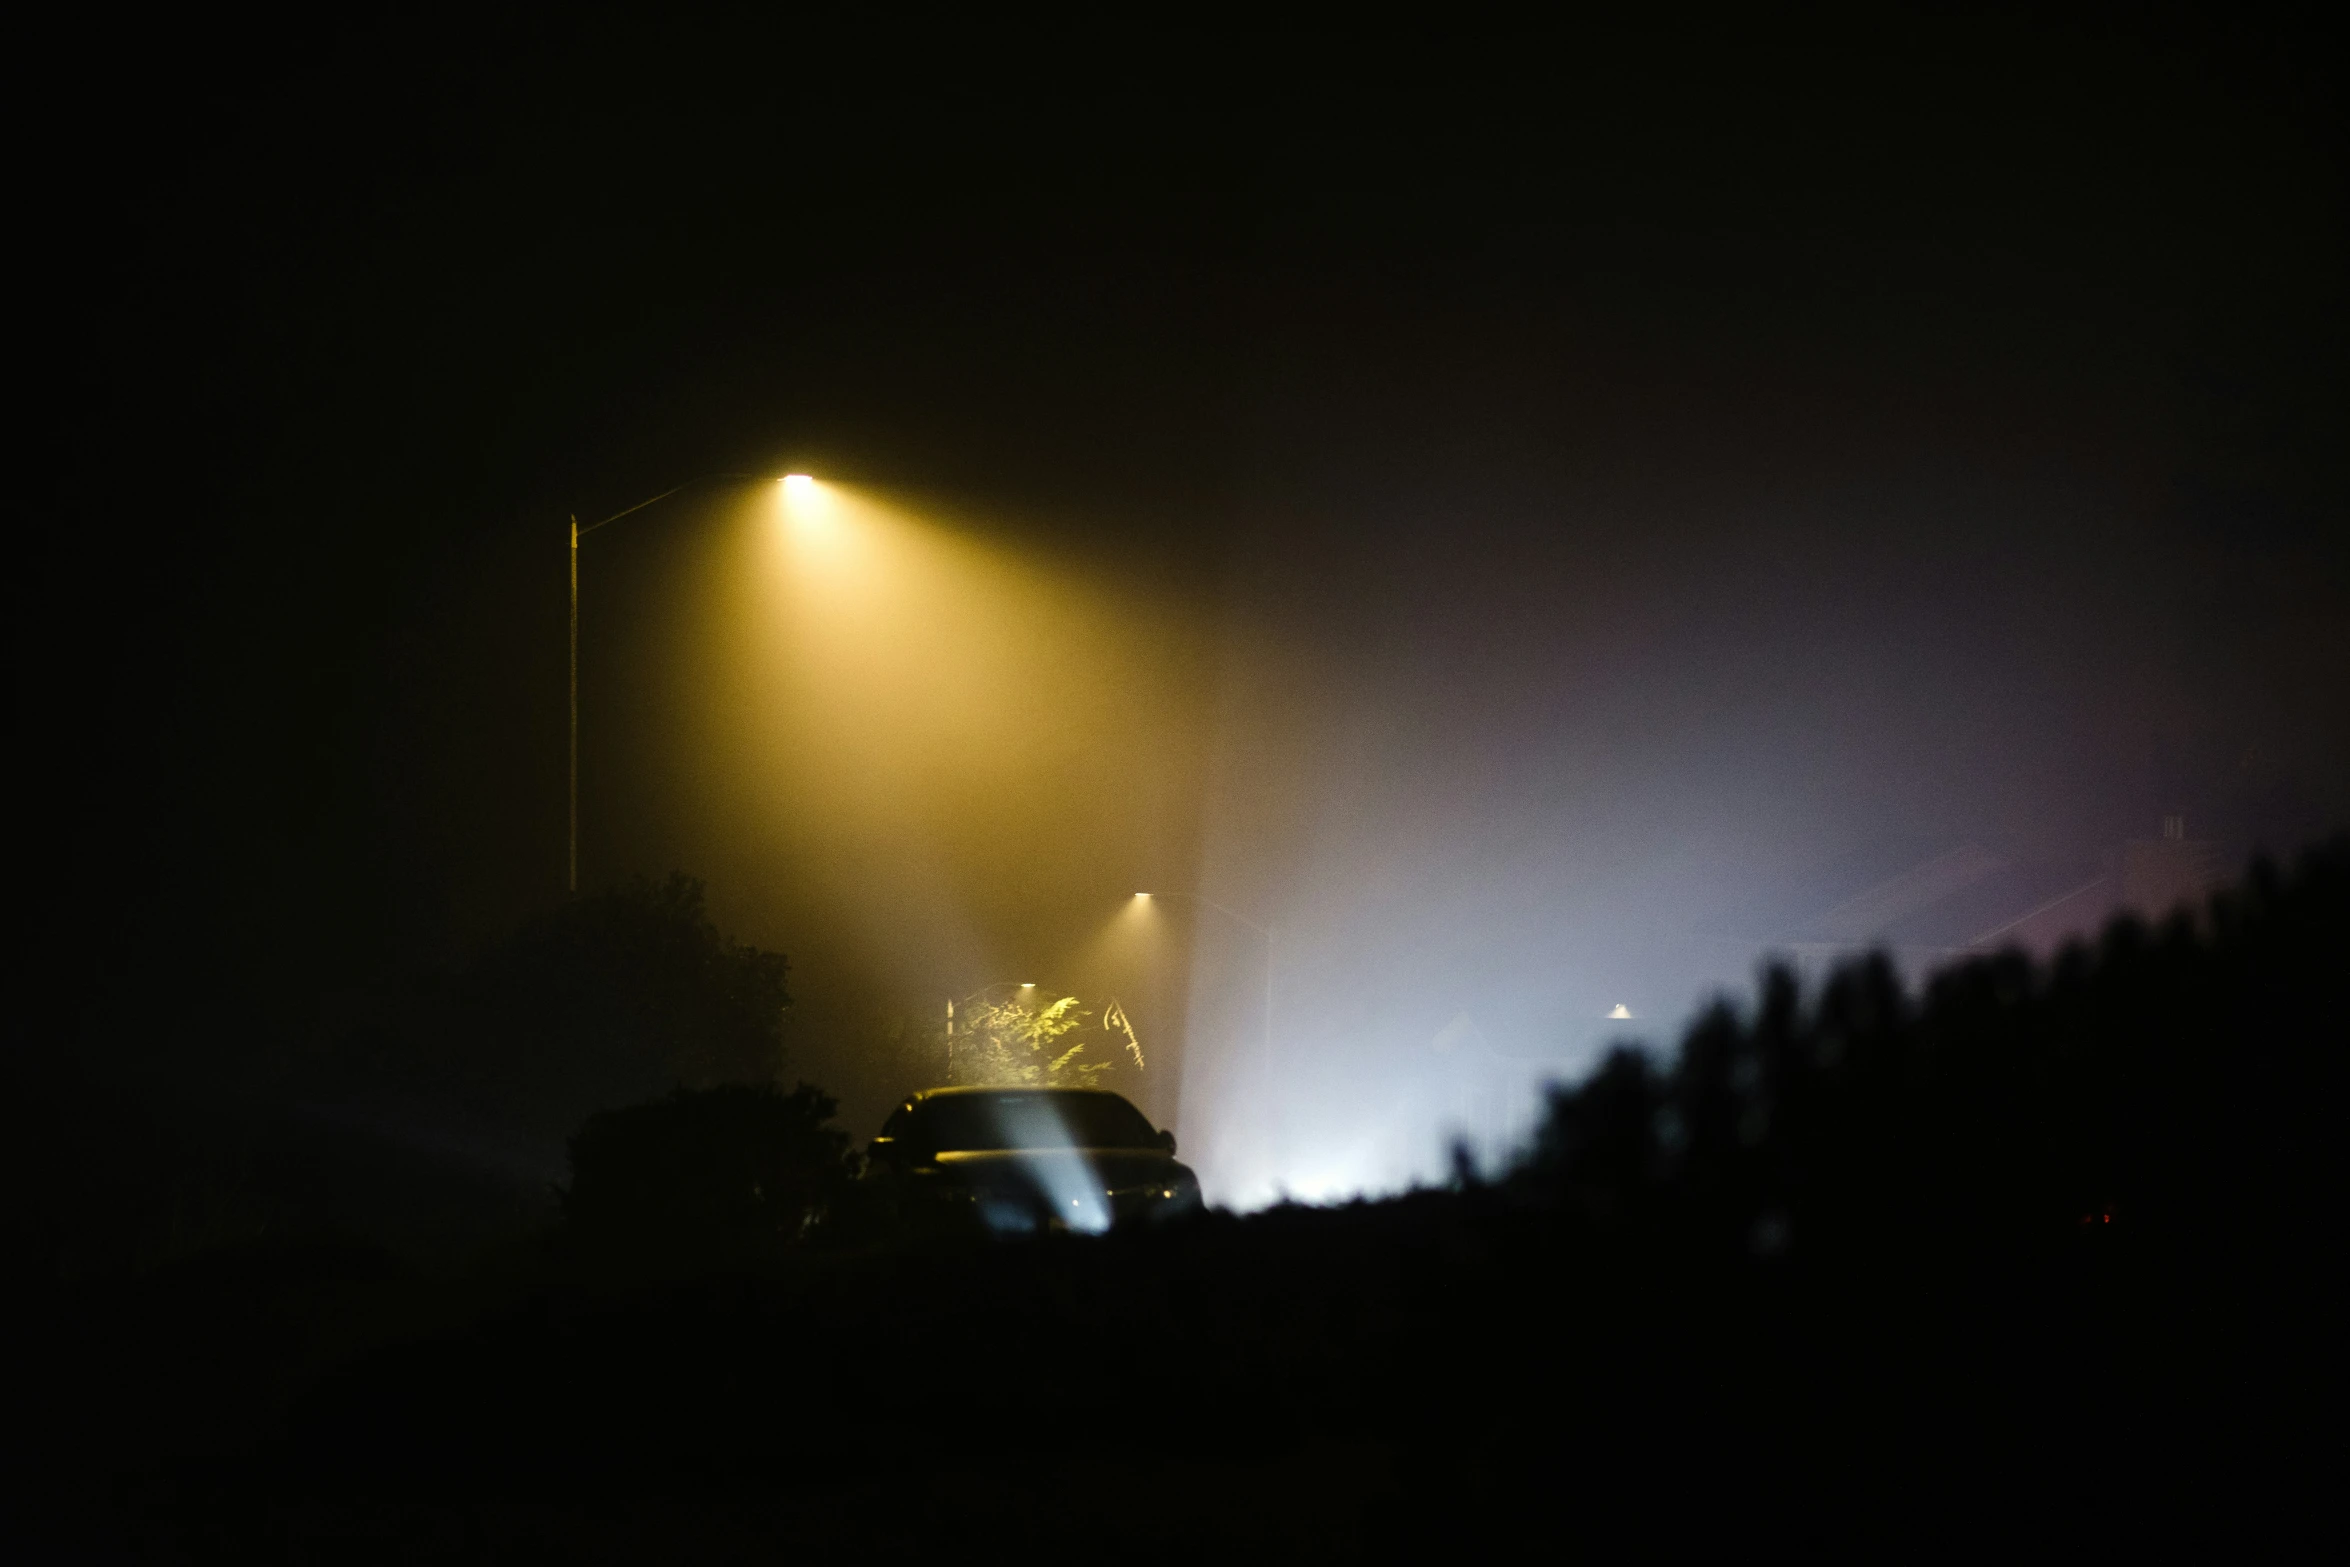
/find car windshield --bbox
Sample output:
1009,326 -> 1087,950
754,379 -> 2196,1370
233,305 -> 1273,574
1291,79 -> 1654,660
916,1092 -> 1160,1153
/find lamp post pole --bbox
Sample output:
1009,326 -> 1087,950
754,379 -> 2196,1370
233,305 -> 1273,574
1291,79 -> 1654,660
568,514 -> 579,895
567,473 -> 760,896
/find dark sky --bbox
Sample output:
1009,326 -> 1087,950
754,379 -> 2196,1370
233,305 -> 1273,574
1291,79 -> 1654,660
41,10 -> 2345,1189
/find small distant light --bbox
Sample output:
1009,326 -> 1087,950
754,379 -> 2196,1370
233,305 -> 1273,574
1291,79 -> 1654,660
1135,892 -> 1152,899
782,473 -> 815,490
1020,982 -> 1035,988
1609,1003 -> 1633,1019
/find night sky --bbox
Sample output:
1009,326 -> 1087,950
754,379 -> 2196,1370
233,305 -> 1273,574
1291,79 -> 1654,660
41,11 -> 2344,1196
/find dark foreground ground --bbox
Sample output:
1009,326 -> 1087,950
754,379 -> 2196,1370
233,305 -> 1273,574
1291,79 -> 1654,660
20,846 -> 2347,1562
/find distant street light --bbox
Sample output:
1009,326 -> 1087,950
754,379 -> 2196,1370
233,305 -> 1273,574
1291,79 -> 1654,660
569,472 -> 799,894
1134,893 -> 1276,1077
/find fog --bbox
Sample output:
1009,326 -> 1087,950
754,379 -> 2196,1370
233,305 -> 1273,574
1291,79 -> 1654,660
563,385 -> 2341,1210
1192,484 -> 2077,1198
29,17 -> 2341,1555
55,12 -> 2335,1219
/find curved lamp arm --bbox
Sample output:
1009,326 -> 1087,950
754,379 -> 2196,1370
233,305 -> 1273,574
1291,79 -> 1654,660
577,471 -> 760,538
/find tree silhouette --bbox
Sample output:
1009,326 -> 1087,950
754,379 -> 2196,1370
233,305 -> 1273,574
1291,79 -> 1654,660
1510,838 -> 2350,1275
458,874 -> 791,1130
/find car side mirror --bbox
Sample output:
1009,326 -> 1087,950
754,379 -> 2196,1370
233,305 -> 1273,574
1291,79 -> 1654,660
1156,1129 -> 1177,1156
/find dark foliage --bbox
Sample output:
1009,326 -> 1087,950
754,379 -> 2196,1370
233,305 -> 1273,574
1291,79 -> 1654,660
558,1082 -> 854,1268
458,874 -> 792,1127
29,844 -> 2346,1560
1513,843 -> 2347,1276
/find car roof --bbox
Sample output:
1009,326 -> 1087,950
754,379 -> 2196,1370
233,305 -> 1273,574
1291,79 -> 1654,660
907,1085 -> 1131,1103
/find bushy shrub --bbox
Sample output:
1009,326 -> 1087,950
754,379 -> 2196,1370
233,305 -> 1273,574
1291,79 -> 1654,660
559,1082 -> 854,1267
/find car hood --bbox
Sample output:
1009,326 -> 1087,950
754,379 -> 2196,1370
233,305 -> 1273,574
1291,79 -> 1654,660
930,1148 -> 1192,1189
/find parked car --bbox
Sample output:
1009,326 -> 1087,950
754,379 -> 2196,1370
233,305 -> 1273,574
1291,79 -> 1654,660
864,1087 -> 1202,1235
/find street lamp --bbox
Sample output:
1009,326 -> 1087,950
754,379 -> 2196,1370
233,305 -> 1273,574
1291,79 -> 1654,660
568,472 -> 799,894
1134,893 -> 1276,1077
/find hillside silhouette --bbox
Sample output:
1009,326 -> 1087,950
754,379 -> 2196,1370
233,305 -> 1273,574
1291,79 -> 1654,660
21,842 -> 2344,1560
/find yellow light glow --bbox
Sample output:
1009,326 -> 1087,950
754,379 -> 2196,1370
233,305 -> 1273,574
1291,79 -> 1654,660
1609,1003 -> 1633,1019
775,474 -> 847,546
681,476 -> 1212,1022
1134,892 -> 1152,899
